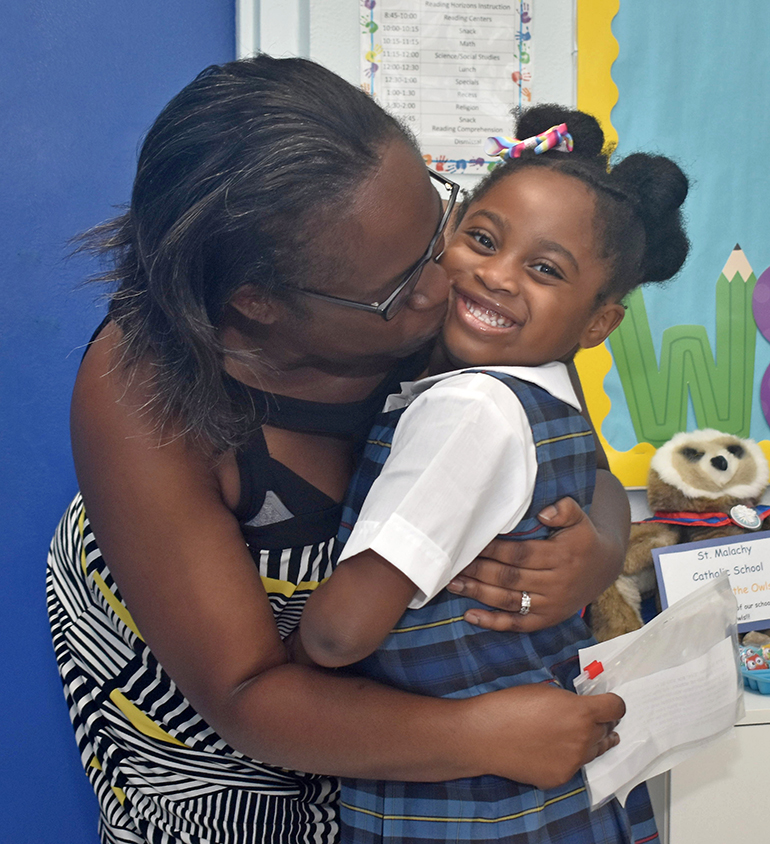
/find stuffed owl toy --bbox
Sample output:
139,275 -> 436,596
590,429 -> 770,642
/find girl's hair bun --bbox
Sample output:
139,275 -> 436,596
612,153 -> 690,282
515,104 -> 606,161
612,153 -> 689,218
461,103 -> 690,299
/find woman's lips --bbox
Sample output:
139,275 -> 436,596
456,292 -> 519,329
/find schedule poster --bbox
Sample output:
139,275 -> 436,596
360,0 -> 532,174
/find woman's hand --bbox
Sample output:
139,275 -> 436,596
474,684 -> 624,790
447,470 -> 630,632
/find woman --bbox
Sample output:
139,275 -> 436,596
48,56 -> 630,844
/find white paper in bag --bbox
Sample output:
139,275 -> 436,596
575,575 -> 744,809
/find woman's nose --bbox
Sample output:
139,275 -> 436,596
406,257 -> 449,311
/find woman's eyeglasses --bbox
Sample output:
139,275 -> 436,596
294,170 -> 460,321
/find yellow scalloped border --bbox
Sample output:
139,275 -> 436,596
576,0 -> 619,150
575,0 -> 655,487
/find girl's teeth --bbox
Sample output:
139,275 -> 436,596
463,297 -> 515,328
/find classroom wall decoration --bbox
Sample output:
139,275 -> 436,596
360,0 -> 532,173
574,0 -> 770,487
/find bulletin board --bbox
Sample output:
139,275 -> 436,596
574,0 -> 770,486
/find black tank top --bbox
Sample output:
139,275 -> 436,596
228,351 -> 430,550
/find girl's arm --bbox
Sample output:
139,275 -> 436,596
300,371 -> 541,666
449,360 -> 629,630
300,550 -> 416,666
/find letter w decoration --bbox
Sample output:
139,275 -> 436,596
609,246 -> 757,447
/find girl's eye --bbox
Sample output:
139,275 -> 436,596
531,261 -> 563,279
468,230 -> 494,250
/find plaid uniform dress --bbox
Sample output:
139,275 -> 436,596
336,371 -> 658,844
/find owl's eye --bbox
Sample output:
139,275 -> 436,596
727,444 -> 745,458
680,447 -> 704,462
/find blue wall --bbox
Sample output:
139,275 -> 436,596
0,4 -> 234,840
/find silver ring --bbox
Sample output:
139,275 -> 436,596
519,590 -> 531,616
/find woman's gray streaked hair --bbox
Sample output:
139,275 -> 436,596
78,55 -> 418,451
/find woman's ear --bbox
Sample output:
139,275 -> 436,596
229,285 -> 281,325
579,303 -> 626,349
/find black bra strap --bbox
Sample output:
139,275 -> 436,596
241,502 -> 343,551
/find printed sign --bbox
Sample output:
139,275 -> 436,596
653,532 -> 770,633
360,0 -> 532,174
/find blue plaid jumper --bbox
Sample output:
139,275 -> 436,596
335,371 -> 658,844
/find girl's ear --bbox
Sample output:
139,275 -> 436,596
229,285 -> 281,325
579,303 -> 626,349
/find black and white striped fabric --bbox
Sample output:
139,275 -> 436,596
47,493 -> 339,844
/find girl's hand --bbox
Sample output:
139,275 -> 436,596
475,684 -> 623,790
447,471 -> 630,632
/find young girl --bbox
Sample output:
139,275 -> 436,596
300,105 -> 688,844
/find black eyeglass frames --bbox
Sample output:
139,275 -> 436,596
294,169 -> 460,320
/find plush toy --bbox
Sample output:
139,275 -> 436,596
590,429 -> 770,642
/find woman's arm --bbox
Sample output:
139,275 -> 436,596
447,471 -> 629,631
71,331 -> 621,787
226,665 -> 623,788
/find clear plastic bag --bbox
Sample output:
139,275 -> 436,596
575,575 -> 744,809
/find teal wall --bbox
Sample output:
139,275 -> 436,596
604,2 -> 770,449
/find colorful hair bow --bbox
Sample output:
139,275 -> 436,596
485,123 -> 574,161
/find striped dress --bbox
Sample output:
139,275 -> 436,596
46,343 -> 428,844
47,492 -> 340,844
336,371 -> 659,844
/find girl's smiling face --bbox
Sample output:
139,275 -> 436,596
438,167 -> 625,370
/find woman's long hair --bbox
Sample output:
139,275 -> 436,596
80,56 -> 416,451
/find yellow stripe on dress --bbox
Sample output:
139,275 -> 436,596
340,785 -> 587,823
78,508 -> 144,641
89,756 -> 127,805
111,787 -> 127,806
109,690 -> 187,747
391,615 -> 465,634
260,576 -> 322,597
535,430 -> 593,447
